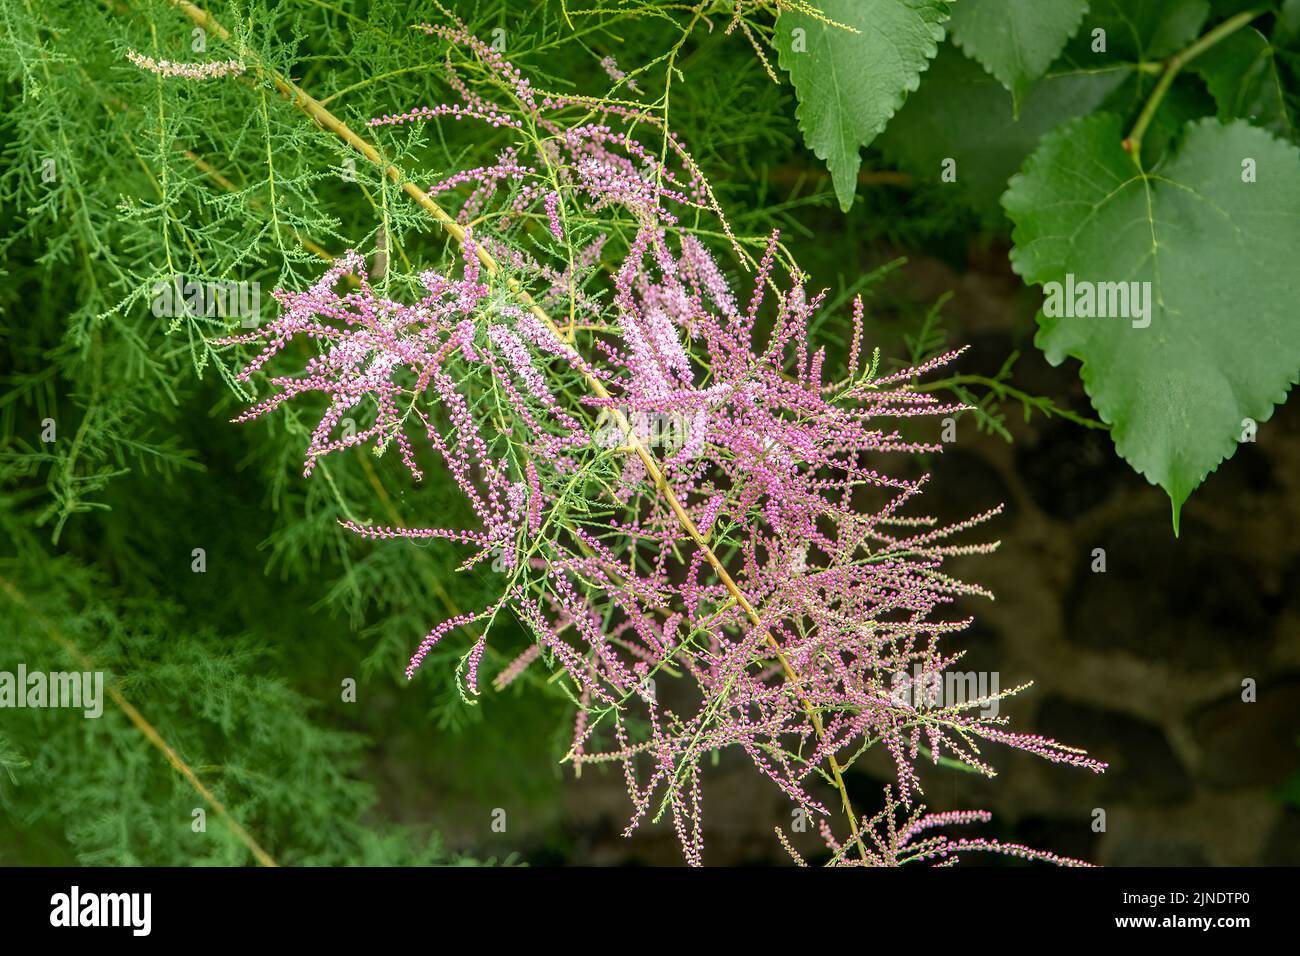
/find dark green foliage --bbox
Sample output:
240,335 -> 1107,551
2,556 -> 440,865
0,0 -> 594,864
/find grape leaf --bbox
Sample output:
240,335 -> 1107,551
1210,0 -> 1278,17
1065,0 -> 1210,61
948,0 -> 1090,112
1003,114 -> 1300,530
878,43 -> 1126,222
775,0 -> 950,212
1278,0 -> 1300,46
1192,27 -> 1295,138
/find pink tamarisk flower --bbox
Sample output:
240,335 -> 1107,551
368,17 -> 732,243
599,55 -> 640,92
221,21 -> 1106,866
544,191 -> 563,240
788,786 -> 1096,867
126,49 -> 246,80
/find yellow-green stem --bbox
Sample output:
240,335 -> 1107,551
1125,9 -> 1263,158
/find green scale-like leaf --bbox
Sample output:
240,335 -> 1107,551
1004,113 -> 1300,530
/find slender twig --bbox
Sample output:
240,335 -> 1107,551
0,575 -> 280,867
920,373 -> 1109,431
1125,9 -> 1262,158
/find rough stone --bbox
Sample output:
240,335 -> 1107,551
1036,697 -> 1192,806
1063,514 -> 1272,670
1192,676 -> 1300,789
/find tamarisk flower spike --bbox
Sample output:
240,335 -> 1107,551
792,786 -> 1096,867
126,50 -> 246,80
222,19 -> 1105,865
599,54 -> 641,92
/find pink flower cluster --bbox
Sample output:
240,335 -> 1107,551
224,21 -> 1105,866
218,240 -> 592,603
126,50 -> 246,80
782,787 -> 1094,867
367,20 -> 724,237
599,55 -> 640,92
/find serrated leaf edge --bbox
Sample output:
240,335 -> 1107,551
1001,114 -> 1300,525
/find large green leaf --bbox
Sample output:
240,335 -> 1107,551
878,43 -> 1126,222
948,0 -> 1090,112
1192,27 -> 1295,138
1003,114 -> 1300,529
775,0 -> 950,211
